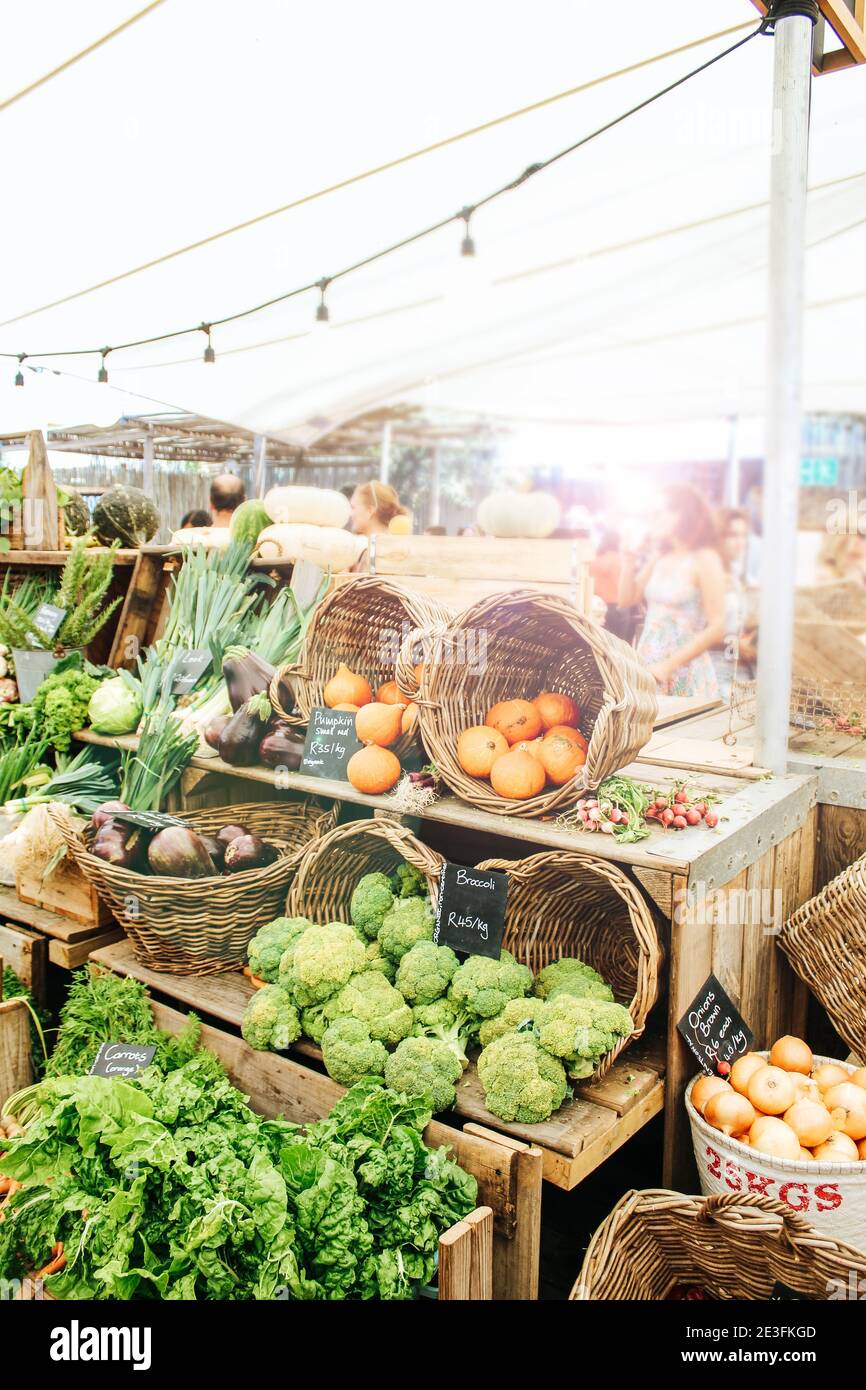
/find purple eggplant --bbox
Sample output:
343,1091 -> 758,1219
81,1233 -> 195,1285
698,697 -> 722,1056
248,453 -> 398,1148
92,818 -> 148,871
199,832 -> 225,869
204,714 -> 231,750
223,833 -> 270,873
259,722 -> 304,770
222,652 -> 276,713
216,824 -> 249,853
147,826 -> 217,878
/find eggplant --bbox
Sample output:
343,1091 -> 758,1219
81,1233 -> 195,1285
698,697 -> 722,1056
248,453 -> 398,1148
259,722 -> 304,770
216,823 -> 249,853
91,800 -> 132,831
204,714 -> 231,750
147,826 -> 217,878
199,832 -> 225,869
223,833 -> 270,873
218,701 -> 271,767
222,652 -> 276,713
92,818 -> 148,871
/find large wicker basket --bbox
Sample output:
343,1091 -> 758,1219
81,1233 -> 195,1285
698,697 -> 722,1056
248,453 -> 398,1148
572,1189 -> 866,1300
49,800 -> 336,975
477,849 -> 661,1080
270,576 -> 452,761
402,590 -> 657,816
287,815 -> 443,922
777,854 -> 866,1061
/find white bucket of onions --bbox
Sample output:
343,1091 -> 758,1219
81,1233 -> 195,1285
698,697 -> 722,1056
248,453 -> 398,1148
686,1051 -> 866,1250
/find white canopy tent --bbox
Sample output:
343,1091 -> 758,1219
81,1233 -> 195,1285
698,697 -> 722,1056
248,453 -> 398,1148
0,0 -> 863,462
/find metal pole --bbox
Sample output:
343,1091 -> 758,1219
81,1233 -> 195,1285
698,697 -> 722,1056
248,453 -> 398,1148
252,433 -> 268,499
429,446 -> 442,528
725,415 -> 741,507
142,432 -> 154,496
755,6 -> 816,775
380,419 -> 392,485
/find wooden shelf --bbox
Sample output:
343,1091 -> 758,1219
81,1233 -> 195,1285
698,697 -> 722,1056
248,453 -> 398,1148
0,549 -> 139,566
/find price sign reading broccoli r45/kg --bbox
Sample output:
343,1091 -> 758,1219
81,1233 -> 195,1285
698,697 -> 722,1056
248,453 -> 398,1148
300,707 -> 363,780
678,972 -> 753,1077
433,862 -> 508,960
90,1042 -> 156,1079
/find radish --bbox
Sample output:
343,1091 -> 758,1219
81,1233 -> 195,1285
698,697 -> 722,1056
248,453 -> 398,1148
661,808 -> 675,827
685,808 -> 701,825
673,815 -> 688,829
600,821 -> 615,834
675,789 -> 689,805
704,812 -> 719,828
655,797 -> 668,810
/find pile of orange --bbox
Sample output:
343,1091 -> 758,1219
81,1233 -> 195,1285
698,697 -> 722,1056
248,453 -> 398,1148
322,662 -> 421,795
692,1035 -> 866,1164
456,692 -> 587,800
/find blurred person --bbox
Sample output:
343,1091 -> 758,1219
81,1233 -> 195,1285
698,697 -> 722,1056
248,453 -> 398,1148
619,484 -> 726,698
713,507 -> 757,695
424,525 -> 447,536
209,473 -> 245,527
458,525 -> 481,537
179,508 -> 212,529
816,531 -> 866,586
347,480 -> 410,572
589,528 -> 635,640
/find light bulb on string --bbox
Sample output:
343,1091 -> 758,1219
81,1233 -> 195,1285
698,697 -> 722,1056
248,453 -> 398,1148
14,354 -> 25,387
442,205 -> 489,312
314,277 -> 331,331
97,349 -> 110,384
201,323 -> 215,363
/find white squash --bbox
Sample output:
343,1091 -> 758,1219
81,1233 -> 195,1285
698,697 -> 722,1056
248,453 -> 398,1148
255,523 -> 365,572
170,526 -> 232,549
263,486 -> 351,530
477,490 -> 561,539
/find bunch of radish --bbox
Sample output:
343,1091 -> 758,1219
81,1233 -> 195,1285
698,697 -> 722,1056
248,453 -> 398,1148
645,784 -> 719,831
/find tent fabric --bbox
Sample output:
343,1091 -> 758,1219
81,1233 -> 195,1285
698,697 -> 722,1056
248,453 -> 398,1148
1,1 -> 864,462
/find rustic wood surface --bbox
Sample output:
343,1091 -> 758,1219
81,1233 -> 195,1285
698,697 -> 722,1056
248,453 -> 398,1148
0,923 -> 47,1003
0,887 -> 113,945
0,997 -> 33,1106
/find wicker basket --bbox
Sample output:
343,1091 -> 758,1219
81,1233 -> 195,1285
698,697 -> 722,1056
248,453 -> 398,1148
270,576 -> 452,761
778,855 -> 866,1061
49,800 -> 336,975
287,815 -> 443,922
404,590 -> 658,816
477,849 -> 662,1080
572,1189 -> 866,1300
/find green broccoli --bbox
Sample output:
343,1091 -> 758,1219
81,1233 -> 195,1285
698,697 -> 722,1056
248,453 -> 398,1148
546,978 -> 615,1004
289,921 -> 367,1007
536,994 -> 634,1079
412,997 -> 459,1034
321,1017 -> 388,1087
448,948 -> 533,1029
301,1001 -> 329,1043
383,1035 -> 463,1112
323,970 -> 413,1045
477,1032 -> 568,1123
395,940 -> 459,1005
477,995 -> 551,1048
240,984 -> 301,1052
532,956 -> 608,1000
248,915 -> 312,983
363,938 -> 396,982
350,872 -> 395,939
378,897 -> 434,963
390,861 -> 427,899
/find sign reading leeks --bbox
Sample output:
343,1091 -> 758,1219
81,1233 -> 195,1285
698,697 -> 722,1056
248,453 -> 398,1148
171,649 -> 212,697
26,602 -> 66,647
678,972 -> 753,1076
433,862 -> 508,960
300,706 -> 363,780
90,1042 -> 156,1079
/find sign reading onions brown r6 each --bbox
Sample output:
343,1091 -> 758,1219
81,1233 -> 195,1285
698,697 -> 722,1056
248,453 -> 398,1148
433,862 -> 508,960
678,972 -> 753,1077
300,707 -> 363,780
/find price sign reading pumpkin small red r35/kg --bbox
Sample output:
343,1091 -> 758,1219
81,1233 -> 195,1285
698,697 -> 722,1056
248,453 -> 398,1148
433,862 -> 508,960
677,972 -> 753,1077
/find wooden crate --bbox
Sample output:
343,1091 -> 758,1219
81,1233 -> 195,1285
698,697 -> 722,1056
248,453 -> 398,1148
0,997 -> 32,1106
0,886 -> 123,974
0,922 -> 47,1003
17,855 -> 114,929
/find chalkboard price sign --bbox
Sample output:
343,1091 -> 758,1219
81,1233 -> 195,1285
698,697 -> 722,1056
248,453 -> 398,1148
300,707 -> 363,780
27,602 -> 66,647
678,972 -> 753,1076
171,649 -> 212,696
90,1042 -> 157,1079
433,862 -> 508,960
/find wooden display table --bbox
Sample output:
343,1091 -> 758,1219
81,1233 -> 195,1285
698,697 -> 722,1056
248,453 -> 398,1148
0,886 -> 122,973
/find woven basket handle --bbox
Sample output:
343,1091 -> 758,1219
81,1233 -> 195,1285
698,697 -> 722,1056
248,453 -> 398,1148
269,661 -> 305,721
46,801 -> 86,853
395,622 -> 452,709
700,1191 -> 815,1240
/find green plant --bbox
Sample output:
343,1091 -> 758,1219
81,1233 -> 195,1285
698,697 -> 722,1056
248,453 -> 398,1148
18,657 -> 105,752
289,922 -> 366,1007
477,995 -> 550,1047
383,1035 -> 463,1112
532,956 -> 612,1001
54,541 -> 121,650
536,994 -> 634,1080
323,970 -> 413,1045
248,916 -> 312,983
448,948 -> 533,1029
240,984 -> 301,1051
395,939 -> 459,1005
476,1032 -> 569,1123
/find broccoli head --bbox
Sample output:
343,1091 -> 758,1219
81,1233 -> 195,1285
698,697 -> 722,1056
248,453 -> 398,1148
323,970 -> 413,1045
395,940 -> 459,1006
383,1035 -> 463,1112
248,915 -> 312,983
300,1001 -> 329,1044
477,995 -> 551,1048
536,994 -> 634,1079
477,1032 -> 568,1123
362,938 -> 396,982
378,897 -> 434,963
532,956 -> 608,1001
350,872 -> 395,939
412,997 -> 459,1034
546,978 -> 615,1004
390,861 -> 427,899
448,948 -> 533,1026
321,1017 -> 388,1088
240,984 -> 301,1052
289,921 -> 367,1007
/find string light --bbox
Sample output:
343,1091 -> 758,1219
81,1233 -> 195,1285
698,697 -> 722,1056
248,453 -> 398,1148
14,354 -> 25,387
0,20 -> 766,374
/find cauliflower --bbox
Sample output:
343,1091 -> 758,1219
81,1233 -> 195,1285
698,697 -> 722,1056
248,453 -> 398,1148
240,984 -> 301,1052
363,938 -> 396,982
248,915 -> 312,983
301,1001 -> 329,1043
289,921 -> 367,1007
321,1017 -> 388,1087
378,897 -> 434,963
477,996 -> 551,1048
350,872 -> 395,939
323,970 -> 413,1045
384,1035 -> 463,1112
449,949 -> 533,1029
536,994 -> 634,1079
391,862 -> 427,899
532,957 -> 609,1001
477,1033 -> 568,1123
395,940 -> 459,1005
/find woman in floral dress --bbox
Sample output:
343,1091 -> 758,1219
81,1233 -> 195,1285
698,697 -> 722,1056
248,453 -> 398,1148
618,485 -> 726,699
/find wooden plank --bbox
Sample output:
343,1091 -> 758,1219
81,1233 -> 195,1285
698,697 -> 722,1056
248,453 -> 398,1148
750,0 -> 866,67
554,1081 -> 664,1190
735,845 -> 778,1048
576,1058 -> 660,1114
465,1207 -> 494,1301
48,928 -> 124,971
655,695 -> 723,728
462,1125 -> 543,1299
664,855 -> 715,1189
16,856 -> 112,928
0,887 -> 109,943
710,865 -> 748,1013
631,866 -> 678,918
636,737 -> 763,779
21,432 -> 60,551
438,1221 -> 473,1300
816,803 -> 866,889
0,998 -> 32,1106
0,923 -> 47,1003
0,550 -> 138,567
108,548 -> 171,668
368,534 -> 594,584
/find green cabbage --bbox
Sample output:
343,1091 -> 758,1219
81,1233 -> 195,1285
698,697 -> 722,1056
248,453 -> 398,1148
87,676 -> 142,735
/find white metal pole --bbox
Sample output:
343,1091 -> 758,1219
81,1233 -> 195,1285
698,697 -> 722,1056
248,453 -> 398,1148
380,419 -> 392,485
142,432 -> 154,497
252,433 -> 268,499
755,7 -> 816,775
